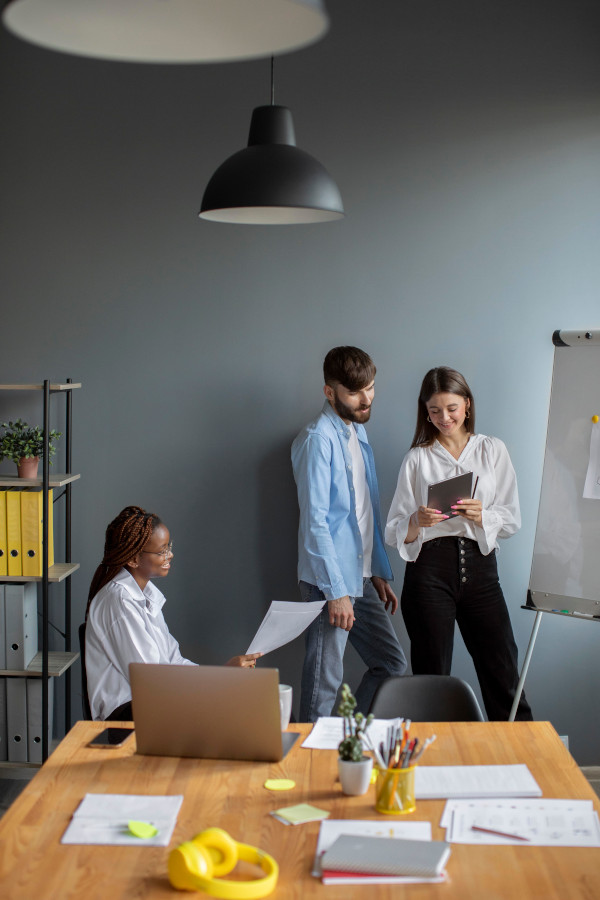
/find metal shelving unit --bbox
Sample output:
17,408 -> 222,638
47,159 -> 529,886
0,379 -> 81,764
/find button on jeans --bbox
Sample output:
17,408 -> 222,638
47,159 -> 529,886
299,578 -> 407,722
401,537 -> 532,721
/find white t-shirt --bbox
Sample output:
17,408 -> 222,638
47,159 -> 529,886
385,434 -> 520,562
86,568 -> 195,720
348,424 -> 374,577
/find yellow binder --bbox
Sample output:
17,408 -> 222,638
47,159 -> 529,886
6,489 -> 22,576
21,489 -> 54,577
0,490 -> 7,577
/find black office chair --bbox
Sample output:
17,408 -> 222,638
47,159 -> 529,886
368,674 -> 485,722
78,622 -> 93,721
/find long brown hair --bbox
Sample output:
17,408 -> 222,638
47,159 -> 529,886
411,367 -> 475,448
86,506 -> 161,619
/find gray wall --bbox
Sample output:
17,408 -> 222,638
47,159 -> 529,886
1,1 -> 599,762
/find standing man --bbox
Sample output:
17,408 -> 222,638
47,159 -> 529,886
292,346 -> 407,722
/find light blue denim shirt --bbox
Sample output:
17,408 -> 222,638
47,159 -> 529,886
291,402 -> 393,601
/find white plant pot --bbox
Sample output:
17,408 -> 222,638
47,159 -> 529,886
338,755 -> 373,796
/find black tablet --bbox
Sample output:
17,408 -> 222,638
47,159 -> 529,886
427,471 -> 473,516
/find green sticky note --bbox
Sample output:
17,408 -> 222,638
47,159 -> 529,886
128,820 -> 159,839
272,803 -> 330,825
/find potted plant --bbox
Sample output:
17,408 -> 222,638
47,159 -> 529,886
337,683 -> 374,796
0,419 -> 61,478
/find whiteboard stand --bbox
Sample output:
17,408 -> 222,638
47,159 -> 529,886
518,328 -> 600,722
509,606 -> 543,722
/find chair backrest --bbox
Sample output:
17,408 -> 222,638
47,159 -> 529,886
78,622 -> 93,721
368,675 -> 485,722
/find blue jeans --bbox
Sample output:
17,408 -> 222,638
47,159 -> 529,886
299,578 -> 408,722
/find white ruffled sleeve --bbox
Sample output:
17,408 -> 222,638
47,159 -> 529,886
385,451 -> 424,562
477,437 -> 521,555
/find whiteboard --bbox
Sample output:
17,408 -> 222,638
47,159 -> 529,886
529,330 -> 600,610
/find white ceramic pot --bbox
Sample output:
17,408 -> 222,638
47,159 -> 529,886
338,755 -> 373,796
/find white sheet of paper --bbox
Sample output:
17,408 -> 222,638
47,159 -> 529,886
301,717 -> 398,751
583,421 -> 600,499
61,793 -> 183,846
443,798 -> 600,846
440,796 -> 594,828
246,599 -> 325,655
313,818 -> 436,883
415,765 -> 542,799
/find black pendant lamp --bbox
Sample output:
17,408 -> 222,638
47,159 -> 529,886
200,60 -> 344,225
1,0 -> 329,64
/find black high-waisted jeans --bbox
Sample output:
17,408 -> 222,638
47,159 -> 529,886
401,536 -> 532,721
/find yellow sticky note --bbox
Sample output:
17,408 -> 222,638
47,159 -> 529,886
264,779 -> 296,791
272,803 -> 330,825
128,820 -> 159,839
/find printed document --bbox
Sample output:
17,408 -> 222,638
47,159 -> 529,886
443,798 -> 600,846
246,599 -> 325,655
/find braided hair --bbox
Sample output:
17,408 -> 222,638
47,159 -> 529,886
86,506 -> 162,619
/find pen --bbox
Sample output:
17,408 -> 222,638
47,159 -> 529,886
471,476 -> 479,498
411,733 -> 436,763
471,825 -> 531,842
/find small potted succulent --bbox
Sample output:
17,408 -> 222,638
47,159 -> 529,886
0,419 -> 61,478
337,683 -> 374,796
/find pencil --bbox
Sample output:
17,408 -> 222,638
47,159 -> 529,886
471,825 -> 530,842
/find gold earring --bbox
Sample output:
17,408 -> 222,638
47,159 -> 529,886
427,415 -> 432,423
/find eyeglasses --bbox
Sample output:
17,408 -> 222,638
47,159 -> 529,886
141,541 -> 173,559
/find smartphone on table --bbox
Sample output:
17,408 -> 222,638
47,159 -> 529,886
88,727 -> 134,748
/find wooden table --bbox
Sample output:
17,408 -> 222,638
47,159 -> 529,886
0,720 -> 599,899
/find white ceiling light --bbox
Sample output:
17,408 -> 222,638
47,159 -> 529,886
1,0 -> 329,64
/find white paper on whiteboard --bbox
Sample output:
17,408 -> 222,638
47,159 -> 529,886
246,599 -> 326,655
583,422 -> 600,499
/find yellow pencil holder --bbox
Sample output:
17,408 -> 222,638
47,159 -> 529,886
374,765 -> 416,815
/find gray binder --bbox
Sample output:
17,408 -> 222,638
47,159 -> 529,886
0,585 -> 5,668
0,678 -> 7,762
26,677 -> 54,764
5,582 -> 38,669
7,676 -> 28,762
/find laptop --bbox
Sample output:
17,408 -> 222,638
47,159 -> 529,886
129,663 -> 298,761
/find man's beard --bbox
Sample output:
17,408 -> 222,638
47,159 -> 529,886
332,393 -> 372,423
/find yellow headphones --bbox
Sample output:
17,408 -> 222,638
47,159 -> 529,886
168,827 -> 279,898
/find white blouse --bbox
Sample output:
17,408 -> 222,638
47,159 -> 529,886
86,568 -> 195,720
385,434 -> 521,562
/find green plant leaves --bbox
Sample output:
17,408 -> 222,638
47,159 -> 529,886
0,419 -> 61,465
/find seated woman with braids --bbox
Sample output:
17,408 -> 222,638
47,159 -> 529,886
85,506 -> 261,721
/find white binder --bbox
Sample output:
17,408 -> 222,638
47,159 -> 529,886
26,677 -> 54,764
7,677 -> 28,762
4,582 -> 38,670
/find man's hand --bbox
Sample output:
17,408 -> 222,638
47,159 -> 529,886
226,652 -> 262,668
328,596 -> 355,631
371,576 -> 398,614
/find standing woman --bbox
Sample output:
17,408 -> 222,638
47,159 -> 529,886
385,367 -> 532,720
85,506 -> 260,721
